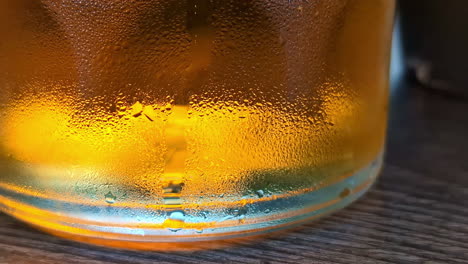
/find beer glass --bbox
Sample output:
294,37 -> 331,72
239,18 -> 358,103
0,0 -> 395,248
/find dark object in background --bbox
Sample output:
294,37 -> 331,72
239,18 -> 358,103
399,0 -> 468,97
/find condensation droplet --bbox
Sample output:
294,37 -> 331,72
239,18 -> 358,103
143,105 -> 156,121
255,190 -> 265,198
169,211 -> 186,222
104,191 -> 116,204
130,102 -> 143,117
340,188 -> 351,199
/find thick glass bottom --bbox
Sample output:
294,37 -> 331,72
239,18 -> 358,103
0,153 -> 382,250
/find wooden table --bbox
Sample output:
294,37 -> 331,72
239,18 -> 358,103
1,80 -> 467,263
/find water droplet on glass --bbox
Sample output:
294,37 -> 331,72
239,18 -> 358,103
143,105 -> 156,121
231,207 -> 248,217
104,191 -> 116,204
255,190 -> 265,198
169,211 -> 185,222
340,188 -> 351,199
130,101 -> 143,117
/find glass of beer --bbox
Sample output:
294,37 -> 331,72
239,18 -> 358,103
0,0 -> 395,248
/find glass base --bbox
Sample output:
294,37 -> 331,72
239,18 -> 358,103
0,154 -> 382,250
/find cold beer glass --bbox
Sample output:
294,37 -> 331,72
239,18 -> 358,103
0,0 -> 395,248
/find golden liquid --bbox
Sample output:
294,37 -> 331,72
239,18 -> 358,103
0,0 -> 394,212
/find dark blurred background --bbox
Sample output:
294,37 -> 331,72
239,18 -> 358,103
387,0 -> 468,187
393,0 -> 468,97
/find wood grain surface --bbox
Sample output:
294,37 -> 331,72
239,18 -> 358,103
1,81 -> 468,263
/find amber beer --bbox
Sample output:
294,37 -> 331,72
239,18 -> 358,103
0,0 -> 394,246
